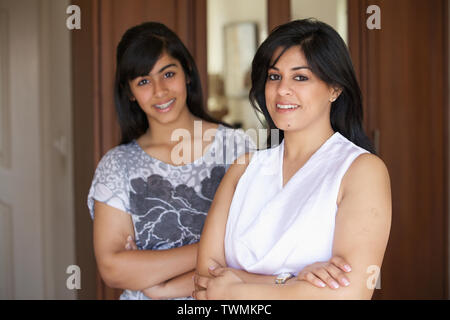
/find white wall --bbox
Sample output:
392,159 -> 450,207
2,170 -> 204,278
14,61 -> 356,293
208,0 -> 348,74
0,0 -> 74,299
290,0 -> 348,44
0,0 -> 46,299
207,0 -> 268,132
207,0 -> 267,75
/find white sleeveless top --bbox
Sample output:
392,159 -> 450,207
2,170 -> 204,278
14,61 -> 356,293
224,132 -> 369,276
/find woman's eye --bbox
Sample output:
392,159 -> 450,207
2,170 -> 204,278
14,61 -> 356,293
138,79 -> 150,86
294,75 -> 308,81
164,71 -> 175,78
268,74 -> 280,81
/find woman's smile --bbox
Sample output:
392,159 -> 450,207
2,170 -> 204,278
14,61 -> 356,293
275,103 -> 301,113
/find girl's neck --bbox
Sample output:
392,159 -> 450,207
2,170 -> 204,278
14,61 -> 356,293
143,109 -> 201,146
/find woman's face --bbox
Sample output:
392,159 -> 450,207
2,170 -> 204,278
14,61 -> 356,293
128,52 -> 189,126
265,46 -> 340,132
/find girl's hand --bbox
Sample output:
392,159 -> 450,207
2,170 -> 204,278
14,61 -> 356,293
141,282 -> 167,300
297,256 -> 352,289
193,266 -> 243,300
124,235 -> 167,299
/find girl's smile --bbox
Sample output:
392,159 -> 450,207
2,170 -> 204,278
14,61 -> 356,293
153,98 -> 176,112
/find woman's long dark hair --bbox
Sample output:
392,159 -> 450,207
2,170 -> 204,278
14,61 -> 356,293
249,19 -> 375,153
115,22 -> 224,145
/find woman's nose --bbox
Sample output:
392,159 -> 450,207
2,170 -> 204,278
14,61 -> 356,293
277,78 -> 293,96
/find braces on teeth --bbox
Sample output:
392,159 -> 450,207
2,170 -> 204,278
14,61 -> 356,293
155,99 -> 175,109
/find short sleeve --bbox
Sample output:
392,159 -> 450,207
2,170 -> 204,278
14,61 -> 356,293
87,147 -> 131,220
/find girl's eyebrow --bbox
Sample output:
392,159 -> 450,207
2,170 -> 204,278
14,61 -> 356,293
136,63 -> 178,79
269,66 -> 311,71
157,63 -> 177,73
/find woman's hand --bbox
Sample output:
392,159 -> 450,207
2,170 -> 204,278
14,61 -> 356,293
124,235 -> 167,299
193,266 -> 244,300
297,256 -> 352,289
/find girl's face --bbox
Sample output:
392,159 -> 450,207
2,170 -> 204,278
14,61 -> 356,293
265,46 -> 340,133
128,52 -> 189,126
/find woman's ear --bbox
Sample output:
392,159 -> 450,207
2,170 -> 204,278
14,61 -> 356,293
330,86 -> 343,102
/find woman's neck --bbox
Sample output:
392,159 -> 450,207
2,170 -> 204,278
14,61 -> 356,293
282,125 -> 335,162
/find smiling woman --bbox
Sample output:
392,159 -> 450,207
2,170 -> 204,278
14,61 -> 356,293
265,46 -> 341,132
195,19 -> 391,300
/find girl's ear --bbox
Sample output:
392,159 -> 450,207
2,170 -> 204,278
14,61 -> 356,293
125,85 -> 136,101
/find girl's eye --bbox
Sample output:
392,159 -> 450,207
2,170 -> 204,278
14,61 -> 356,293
164,71 -> 175,78
138,79 -> 150,86
294,75 -> 308,81
268,74 -> 280,81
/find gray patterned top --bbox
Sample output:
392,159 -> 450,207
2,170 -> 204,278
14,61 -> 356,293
87,124 -> 255,300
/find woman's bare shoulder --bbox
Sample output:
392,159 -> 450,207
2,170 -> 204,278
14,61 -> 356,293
341,152 -> 391,200
225,152 -> 255,185
348,153 -> 389,178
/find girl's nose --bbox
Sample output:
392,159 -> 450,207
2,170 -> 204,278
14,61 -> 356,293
153,80 -> 168,98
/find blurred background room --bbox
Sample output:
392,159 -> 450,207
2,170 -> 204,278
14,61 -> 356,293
0,0 -> 448,299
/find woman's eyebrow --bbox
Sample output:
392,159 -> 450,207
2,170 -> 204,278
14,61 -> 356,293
291,66 -> 310,71
268,66 -> 311,71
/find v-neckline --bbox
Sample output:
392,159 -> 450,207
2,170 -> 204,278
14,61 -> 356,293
134,124 -> 223,168
280,132 -> 339,189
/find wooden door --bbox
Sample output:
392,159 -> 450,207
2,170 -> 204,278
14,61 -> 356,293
72,0 -> 207,300
348,0 -> 448,299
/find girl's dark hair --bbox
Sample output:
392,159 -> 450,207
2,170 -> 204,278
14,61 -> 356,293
115,22 -> 224,144
249,18 -> 375,153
